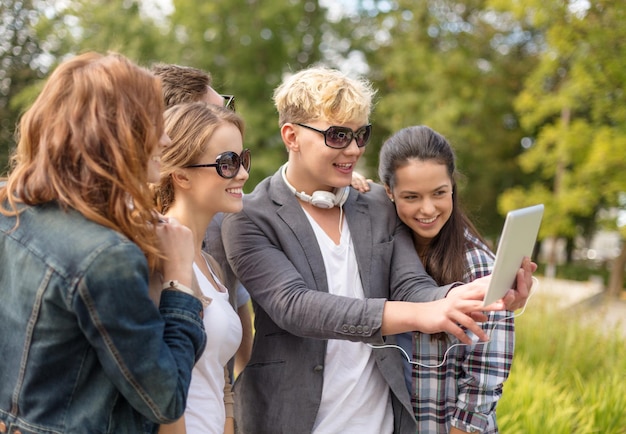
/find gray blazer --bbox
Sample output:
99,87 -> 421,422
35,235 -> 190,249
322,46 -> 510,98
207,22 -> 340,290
222,169 -> 450,434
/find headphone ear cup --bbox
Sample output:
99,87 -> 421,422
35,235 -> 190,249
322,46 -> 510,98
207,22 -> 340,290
310,191 -> 337,209
335,187 -> 349,207
281,164 -> 349,208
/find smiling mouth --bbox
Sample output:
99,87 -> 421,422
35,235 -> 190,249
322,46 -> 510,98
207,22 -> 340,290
417,216 -> 437,224
226,188 -> 243,195
334,163 -> 353,169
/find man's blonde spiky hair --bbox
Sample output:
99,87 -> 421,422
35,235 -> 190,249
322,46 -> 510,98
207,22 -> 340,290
273,65 -> 376,127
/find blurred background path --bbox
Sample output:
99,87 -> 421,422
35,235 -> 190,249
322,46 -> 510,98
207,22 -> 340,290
533,277 -> 626,336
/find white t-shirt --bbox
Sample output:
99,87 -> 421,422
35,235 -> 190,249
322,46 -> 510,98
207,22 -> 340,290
304,212 -> 393,434
184,261 -> 242,434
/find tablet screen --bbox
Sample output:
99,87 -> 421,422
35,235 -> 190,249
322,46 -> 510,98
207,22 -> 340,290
483,204 -> 544,306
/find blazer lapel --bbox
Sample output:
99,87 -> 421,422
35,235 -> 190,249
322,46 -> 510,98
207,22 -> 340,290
344,191 -> 373,297
270,170 -> 330,293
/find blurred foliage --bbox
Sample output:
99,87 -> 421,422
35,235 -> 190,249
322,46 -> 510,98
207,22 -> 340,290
0,0 -> 49,174
498,292 -> 626,432
164,0 -> 343,188
535,261 -> 626,290
345,0 -> 540,238
0,0 -> 624,288
493,0 -> 626,293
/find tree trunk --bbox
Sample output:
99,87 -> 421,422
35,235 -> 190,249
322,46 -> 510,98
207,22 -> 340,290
606,240 -> 626,298
545,237 -> 558,279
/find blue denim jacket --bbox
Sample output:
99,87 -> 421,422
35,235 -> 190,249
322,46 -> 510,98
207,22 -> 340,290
0,202 -> 206,434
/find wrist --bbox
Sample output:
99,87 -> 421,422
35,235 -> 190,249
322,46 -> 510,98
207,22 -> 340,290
162,280 -> 194,296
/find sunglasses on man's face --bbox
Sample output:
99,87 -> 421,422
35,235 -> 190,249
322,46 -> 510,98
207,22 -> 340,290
220,94 -> 236,112
184,148 -> 251,179
295,123 -> 372,149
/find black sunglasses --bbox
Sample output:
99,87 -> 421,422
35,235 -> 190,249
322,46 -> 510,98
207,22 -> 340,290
184,148 -> 251,179
295,123 -> 372,149
220,94 -> 236,112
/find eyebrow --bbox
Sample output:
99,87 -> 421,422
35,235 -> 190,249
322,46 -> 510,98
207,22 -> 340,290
399,184 -> 451,194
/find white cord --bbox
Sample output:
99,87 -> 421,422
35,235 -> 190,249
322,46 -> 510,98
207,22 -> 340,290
368,276 -> 539,368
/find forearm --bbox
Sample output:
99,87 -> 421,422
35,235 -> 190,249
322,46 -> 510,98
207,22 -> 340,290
78,247 -> 206,423
223,366 -> 235,434
235,303 -> 253,375
454,311 -> 514,431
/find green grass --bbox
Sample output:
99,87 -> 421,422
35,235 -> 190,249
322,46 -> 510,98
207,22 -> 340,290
497,296 -> 626,433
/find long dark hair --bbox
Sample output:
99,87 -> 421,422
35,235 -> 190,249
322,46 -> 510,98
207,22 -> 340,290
378,125 -> 486,285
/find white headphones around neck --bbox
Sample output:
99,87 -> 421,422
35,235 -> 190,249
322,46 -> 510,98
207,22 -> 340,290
281,164 -> 349,209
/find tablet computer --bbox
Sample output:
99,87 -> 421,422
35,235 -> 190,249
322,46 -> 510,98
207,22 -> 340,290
483,204 -> 544,306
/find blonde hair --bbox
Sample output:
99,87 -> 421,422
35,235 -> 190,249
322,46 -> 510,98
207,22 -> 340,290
154,102 -> 245,213
0,52 -> 164,269
272,65 -> 376,126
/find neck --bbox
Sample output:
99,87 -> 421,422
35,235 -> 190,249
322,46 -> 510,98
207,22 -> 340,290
284,162 -> 333,197
166,203 -> 214,255
412,234 -> 430,263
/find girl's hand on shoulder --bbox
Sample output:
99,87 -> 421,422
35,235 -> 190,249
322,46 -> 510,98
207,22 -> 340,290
351,171 -> 372,193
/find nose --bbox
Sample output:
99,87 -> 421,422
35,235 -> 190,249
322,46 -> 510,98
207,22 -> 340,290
235,164 -> 249,181
420,197 -> 436,214
343,136 -> 363,155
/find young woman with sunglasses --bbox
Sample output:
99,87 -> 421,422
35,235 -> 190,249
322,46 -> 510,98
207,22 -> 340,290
0,52 -> 206,433
219,65 -> 534,433
376,125 -> 514,434
152,62 -> 254,379
153,101 -> 250,434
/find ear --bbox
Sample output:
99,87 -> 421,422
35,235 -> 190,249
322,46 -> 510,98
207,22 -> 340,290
384,184 -> 395,202
171,169 -> 192,190
281,123 -> 300,152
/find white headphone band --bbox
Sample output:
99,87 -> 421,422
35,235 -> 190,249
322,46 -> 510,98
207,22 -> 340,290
281,164 -> 349,209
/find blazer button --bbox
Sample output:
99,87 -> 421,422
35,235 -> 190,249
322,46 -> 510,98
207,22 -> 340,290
313,364 -> 323,373
356,325 -> 363,334
363,325 -> 370,334
341,324 -> 349,333
348,325 -> 356,333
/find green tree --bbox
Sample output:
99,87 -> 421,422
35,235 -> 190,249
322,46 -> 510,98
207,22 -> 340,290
351,0 -> 539,239
0,0 -> 176,177
47,0 -> 174,64
165,0 -> 342,188
0,0 -> 48,175
496,0 -> 626,295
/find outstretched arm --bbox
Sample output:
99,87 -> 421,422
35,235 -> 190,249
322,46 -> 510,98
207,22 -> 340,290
381,284 -> 497,344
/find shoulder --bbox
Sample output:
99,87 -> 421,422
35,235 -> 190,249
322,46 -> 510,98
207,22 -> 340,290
351,182 -> 393,210
18,204 -> 145,278
201,251 -> 226,284
463,229 -> 495,281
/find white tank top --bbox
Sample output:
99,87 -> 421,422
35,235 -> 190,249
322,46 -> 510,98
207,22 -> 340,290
184,260 -> 242,434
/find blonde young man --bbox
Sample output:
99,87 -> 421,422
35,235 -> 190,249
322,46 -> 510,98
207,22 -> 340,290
221,66 -> 533,434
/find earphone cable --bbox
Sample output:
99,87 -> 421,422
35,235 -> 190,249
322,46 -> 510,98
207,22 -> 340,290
367,276 -> 539,368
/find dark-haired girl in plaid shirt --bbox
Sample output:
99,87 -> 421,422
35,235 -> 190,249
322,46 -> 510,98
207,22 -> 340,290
377,125 -> 515,433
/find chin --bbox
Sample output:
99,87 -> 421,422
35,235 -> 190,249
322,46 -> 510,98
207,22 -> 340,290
223,200 -> 243,214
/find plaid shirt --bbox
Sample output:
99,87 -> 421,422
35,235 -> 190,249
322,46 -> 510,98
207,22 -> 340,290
401,230 -> 515,433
